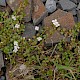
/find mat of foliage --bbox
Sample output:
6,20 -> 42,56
0,2 -> 80,80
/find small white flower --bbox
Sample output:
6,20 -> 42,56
23,37 -> 26,39
1,42 -> 3,43
56,23 -> 60,27
52,19 -> 57,23
14,41 -> 18,46
13,48 -> 18,53
12,15 -> 16,20
13,46 -> 20,53
37,37 -> 42,41
5,58 -> 8,60
13,41 -> 19,53
35,26 -> 39,31
28,39 -> 31,41
52,19 -> 60,27
15,24 -> 20,28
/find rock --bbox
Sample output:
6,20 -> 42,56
77,0 -> 80,3
24,0 -> 33,22
43,9 -> 75,46
77,10 -> 80,22
69,9 -> 77,15
54,0 -> 58,3
57,12 -> 75,30
43,9 -> 67,27
70,0 -> 78,4
0,51 -> 4,71
0,5 -> 11,13
45,31 -> 71,46
22,23 -> 36,39
74,16 -> 78,23
45,31 -> 64,46
44,9 -> 75,30
58,0 -> 77,11
7,0 -> 32,22
6,0 -> 22,11
0,0 -> 6,6
0,76 -> 5,80
32,0 -> 48,25
41,0 -> 46,2
77,2 -> 80,10
45,0 -> 56,13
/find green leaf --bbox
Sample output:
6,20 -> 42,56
47,69 -> 53,76
53,61 -> 74,70
3,47 -> 9,54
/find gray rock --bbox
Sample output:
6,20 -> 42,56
45,0 -> 56,13
69,9 -> 77,15
77,10 -> 80,22
0,76 -> 5,80
45,31 -> 64,46
58,0 -> 77,11
77,0 -> 80,3
77,3 -> 80,10
45,31 -> 71,46
70,0 -> 78,4
54,0 -> 58,3
6,0 -> 21,11
0,51 -> 4,71
22,23 -> 36,39
41,0 -> 46,2
0,0 -> 6,6
74,16 -> 78,23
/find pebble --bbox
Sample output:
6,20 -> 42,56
0,76 -> 5,80
45,0 -> 56,13
0,51 -> 4,71
77,2 -> 80,10
70,0 -> 78,4
69,9 -> 77,15
0,0 -> 6,6
77,10 -> 80,22
41,0 -> 46,2
58,0 -> 77,11
32,0 -> 48,25
22,23 -> 36,39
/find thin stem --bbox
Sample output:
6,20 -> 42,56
50,44 -> 57,57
